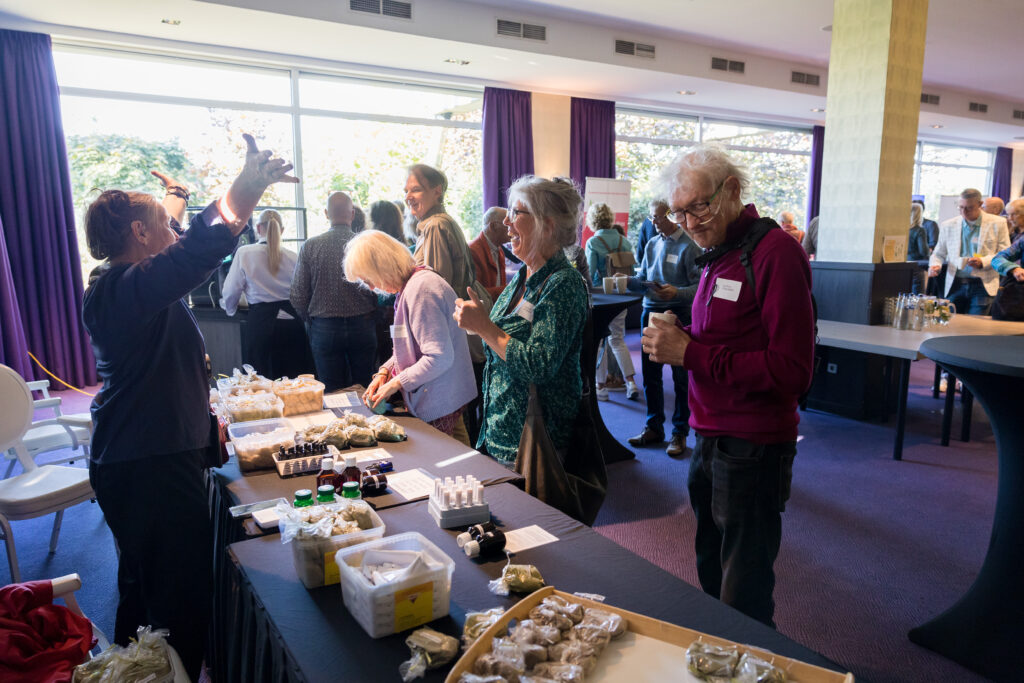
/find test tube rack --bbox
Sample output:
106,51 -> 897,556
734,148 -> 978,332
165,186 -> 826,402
272,444 -> 340,478
427,475 -> 490,528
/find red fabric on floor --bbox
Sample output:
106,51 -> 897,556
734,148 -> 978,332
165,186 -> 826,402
0,580 -> 94,683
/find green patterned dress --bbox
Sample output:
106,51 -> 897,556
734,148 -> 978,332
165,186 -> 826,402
477,251 -> 589,464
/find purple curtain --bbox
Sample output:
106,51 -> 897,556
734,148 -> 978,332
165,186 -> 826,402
482,87 -> 534,210
806,125 -> 825,221
0,29 -> 96,386
0,214 -> 32,378
991,146 -> 1012,202
569,97 -> 616,189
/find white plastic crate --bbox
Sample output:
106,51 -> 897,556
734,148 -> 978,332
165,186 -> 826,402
335,532 -> 455,638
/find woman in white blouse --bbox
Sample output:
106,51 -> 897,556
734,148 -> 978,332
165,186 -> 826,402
220,209 -> 313,378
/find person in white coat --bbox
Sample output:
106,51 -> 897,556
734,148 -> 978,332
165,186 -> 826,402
928,188 -> 1010,315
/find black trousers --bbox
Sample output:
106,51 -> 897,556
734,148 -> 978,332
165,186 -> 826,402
89,449 -> 213,681
687,433 -> 795,627
245,300 -> 315,380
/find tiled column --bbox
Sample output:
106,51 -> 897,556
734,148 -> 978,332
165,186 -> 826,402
817,0 -> 927,263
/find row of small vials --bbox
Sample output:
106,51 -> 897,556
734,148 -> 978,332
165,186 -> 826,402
432,476 -> 485,510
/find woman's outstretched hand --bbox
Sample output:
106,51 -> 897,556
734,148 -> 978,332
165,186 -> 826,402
223,134 -> 299,234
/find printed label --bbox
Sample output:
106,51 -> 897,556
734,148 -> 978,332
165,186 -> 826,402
394,581 -> 434,632
390,324 -> 409,339
665,253 -> 679,265
712,277 -> 742,302
516,301 -> 535,322
324,551 -> 341,585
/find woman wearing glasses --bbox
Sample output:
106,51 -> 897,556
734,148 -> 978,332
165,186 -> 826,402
453,176 -> 589,466
220,209 -> 314,379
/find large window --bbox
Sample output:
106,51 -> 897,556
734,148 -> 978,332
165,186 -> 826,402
913,142 -> 993,220
615,109 -> 812,237
53,46 -> 482,283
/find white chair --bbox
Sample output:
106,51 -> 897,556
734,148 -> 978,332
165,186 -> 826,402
0,364 -> 95,583
52,573 -> 111,654
3,377 -> 92,479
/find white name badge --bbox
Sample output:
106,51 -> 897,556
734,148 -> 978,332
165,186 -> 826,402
665,253 -> 679,265
390,324 -> 409,339
516,301 -> 535,322
712,277 -> 742,302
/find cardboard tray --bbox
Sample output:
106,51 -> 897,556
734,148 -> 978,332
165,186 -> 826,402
444,587 -> 854,683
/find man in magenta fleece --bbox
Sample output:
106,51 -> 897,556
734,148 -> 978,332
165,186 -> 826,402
641,145 -> 815,626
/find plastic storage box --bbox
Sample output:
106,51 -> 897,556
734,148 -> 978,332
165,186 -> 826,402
335,532 -> 455,638
273,376 -> 326,416
227,417 -> 291,442
288,504 -> 386,589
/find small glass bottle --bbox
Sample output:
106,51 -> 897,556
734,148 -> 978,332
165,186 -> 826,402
341,481 -> 361,499
293,489 -> 313,507
341,454 -> 361,484
316,484 -> 335,504
316,456 -> 335,491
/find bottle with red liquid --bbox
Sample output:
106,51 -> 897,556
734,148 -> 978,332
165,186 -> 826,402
316,456 -> 335,492
340,454 -> 361,484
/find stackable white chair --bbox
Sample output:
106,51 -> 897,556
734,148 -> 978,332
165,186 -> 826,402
51,572 -> 111,654
3,377 -> 92,479
0,364 -> 95,583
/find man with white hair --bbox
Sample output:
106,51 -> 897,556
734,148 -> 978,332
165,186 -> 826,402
469,206 -> 510,301
982,196 -> 1005,217
641,145 -> 815,626
778,211 -> 804,243
928,188 -> 1010,315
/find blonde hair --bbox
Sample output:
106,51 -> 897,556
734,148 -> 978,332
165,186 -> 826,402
911,203 -> 923,228
258,209 -> 284,275
344,230 -> 416,292
586,203 -> 614,232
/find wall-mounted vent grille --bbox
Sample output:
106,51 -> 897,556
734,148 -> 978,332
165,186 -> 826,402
350,0 -> 412,19
497,19 -> 547,41
1013,109 -> 1024,120
614,40 -> 656,58
920,93 -> 940,105
711,56 -> 745,73
969,101 -> 988,113
791,71 -> 821,86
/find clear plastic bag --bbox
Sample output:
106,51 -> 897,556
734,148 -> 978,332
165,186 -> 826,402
398,626 -> 459,681
72,626 -> 178,683
686,639 -> 740,682
488,555 -> 545,596
461,607 -> 506,650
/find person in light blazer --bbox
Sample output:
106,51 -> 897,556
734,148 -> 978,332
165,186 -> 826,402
928,188 -> 1010,315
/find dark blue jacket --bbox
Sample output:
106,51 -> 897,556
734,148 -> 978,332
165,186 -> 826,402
83,203 -> 237,465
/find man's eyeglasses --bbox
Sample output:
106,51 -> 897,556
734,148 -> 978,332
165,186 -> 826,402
507,207 -> 531,221
667,180 -> 726,225
957,204 -> 980,213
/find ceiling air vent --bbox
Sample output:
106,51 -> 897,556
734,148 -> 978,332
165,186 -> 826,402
615,39 -> 655,58
712,56 -> 745,73
791,71 -> 821,86
350,0 -> 412,19
1014,109 -> 1024,120
497,19 -> 546,41
969,101 -> 988,113
920,93 -> 940,105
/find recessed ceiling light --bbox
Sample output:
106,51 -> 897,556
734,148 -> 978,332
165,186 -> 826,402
931,124 -> 944,129
443,58 -> 470,66
821,24 -> 832,32
810,107 -> 825,112
677,90 -> 697,95
161,18 -> 181,26
527,61 -> 539,66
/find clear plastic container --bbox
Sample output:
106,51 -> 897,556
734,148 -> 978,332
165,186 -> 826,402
282,502 -> 386,589
231,426 -> 296,472
273,375 -> 326,416
335,532 -> 455,638
223,392 -> 285,423
217,374 -> 273,399
227,417 -> 291,442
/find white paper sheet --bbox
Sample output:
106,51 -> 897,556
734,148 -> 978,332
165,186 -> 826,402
386,468 -> 436,501
352,448 -> 391,464
286,411 -> 337,429
503,525 -> 559,553
323,391 -> 360,409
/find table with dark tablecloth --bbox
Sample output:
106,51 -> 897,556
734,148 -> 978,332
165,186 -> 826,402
206,406 -> 521,682
224,483 -> 850,683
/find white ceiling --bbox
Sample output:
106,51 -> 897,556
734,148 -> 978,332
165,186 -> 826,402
0,0 -> 1022,147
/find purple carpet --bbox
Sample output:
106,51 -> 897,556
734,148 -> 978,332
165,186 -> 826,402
593,330 -> 997,683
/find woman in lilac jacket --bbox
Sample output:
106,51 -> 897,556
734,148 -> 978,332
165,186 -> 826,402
344,230 -> 477,445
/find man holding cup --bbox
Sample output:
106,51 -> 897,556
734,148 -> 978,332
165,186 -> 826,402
640,145 -> 815,626
928,188 -> 1010,315
624,199 -> 700,457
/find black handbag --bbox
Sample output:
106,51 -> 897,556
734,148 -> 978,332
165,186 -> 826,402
514,381 -> 608,526
991,273 -> 1024,321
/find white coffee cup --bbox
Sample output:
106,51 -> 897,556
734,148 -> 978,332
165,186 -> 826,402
614,275 -> 628,293
602,277 -> 615,294
648,311 -> 677,326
